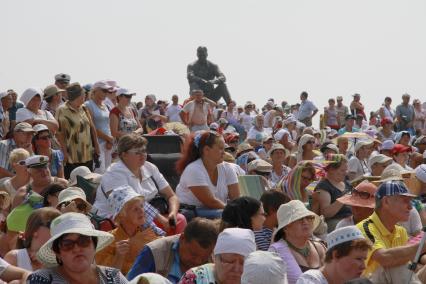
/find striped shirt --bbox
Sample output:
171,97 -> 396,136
254,227 -> 273,251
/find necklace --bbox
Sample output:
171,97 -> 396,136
286,240 -> 311,257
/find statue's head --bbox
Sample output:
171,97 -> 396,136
197,46 -> 208,61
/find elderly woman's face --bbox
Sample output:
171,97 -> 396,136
122,198 -> 145,227
215,253 -> 245,284
27,94 -> 42,111
332,248 -> 368,281
56,233 -> 96,272
121,146 -> 147,169
284,215 -> 315,239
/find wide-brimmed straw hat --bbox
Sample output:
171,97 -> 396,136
37,212 -> 114,267
275,200 -> 320,241
337,181 -> 377,209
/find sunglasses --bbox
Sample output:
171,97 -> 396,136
60,201 -> 88,212
306,141 -> 315,144
37,135 -> 52,140
18,160 -> 27,166
121,94 -> 133,99
59,235 -> 92,252
352,189 -> 373,199
127,148 -> 147,155
102,89 -> 113,94
297,215 -> 315,222
254,170 -> 270,177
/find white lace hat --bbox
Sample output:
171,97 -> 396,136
37,212 -> 114,267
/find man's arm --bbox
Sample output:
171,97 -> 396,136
372,244 -> 420,268
127,246 -> 156,280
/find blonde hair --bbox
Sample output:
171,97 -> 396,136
9,148 -> 30,165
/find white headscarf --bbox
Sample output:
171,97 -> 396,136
296,134 -> 315,162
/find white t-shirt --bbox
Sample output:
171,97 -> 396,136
264,110 -> 273,127
400,208 -> 422,236
247,127 -> 266,141
240,113 -> 254,131
16,108 -> 55,123
348,156 -> 370,179
176,159 -> 238,207
296,269 -> 328,284
166,104 -> 182,122
94,160 -> 169,217
228,163 -> 246,176
0,257 -> 10,276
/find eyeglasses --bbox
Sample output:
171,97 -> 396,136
301,174 -> 315,182
37,135 -> 51,140
127,148 -> 147,155
352,189 -> 373,199
297,216 -> 315,222
59,200 -> 88,212
59,235 -> 92,252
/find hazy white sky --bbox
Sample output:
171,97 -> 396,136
1,0 -> 425,126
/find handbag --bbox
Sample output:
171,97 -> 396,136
148,176 -> 169,215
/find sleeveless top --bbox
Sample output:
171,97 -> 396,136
16,248 -> 33,271
85,100 -> 111,143
110,107 -> 138,134
314,179 -> 352,219
269,239 -> 323,284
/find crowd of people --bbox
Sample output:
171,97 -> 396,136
0,72 -> 426,284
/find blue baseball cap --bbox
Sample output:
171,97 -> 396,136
375,181 -> 416,200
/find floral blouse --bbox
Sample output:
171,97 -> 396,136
178,263 -> 217,284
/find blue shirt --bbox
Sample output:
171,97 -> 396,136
84,100 -> 111,143
127,239 -> 181,284
338,126 -> 360,136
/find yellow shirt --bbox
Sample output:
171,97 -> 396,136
357,211 -> 409,276
95,225 -> 160,275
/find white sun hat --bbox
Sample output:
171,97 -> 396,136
37,212 -> 114,267
241,251 -> 288,284
275,200 -> 320,241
